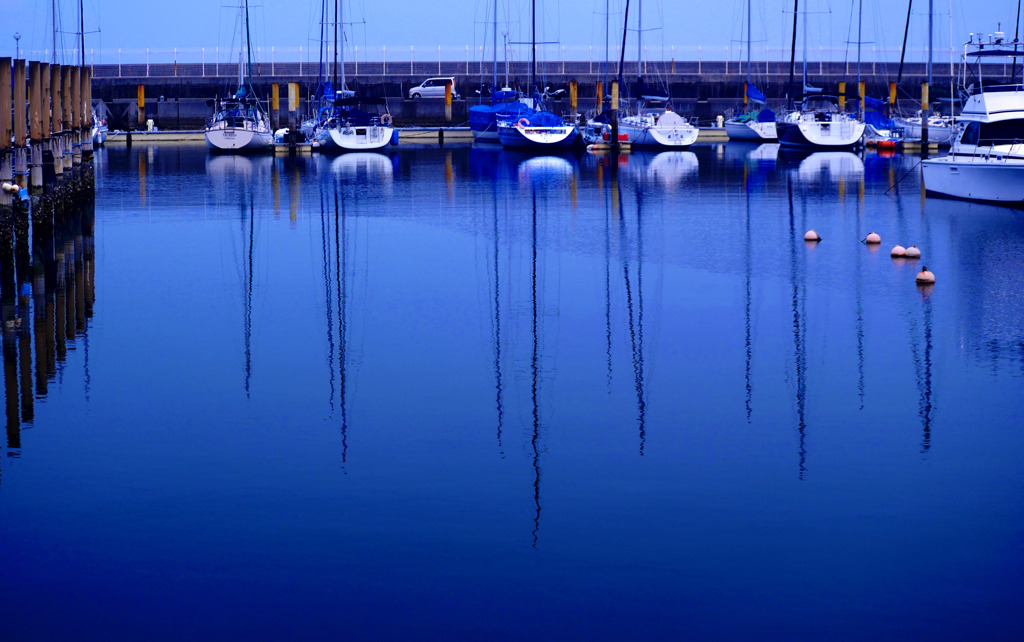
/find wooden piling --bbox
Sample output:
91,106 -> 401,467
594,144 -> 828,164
596,81 -> 603,115
82,67 -> 93,156
62,67 -> 72,170
13,60 -> 28,189
838,81 -> 846,109
29,62 -> 43,189
610,81 -> 620,151
858,81 -> 866,115
1,57 -> 11,208
50,64 -> 63,176
444,81 -> 452,123
137,84 -> 146,128
569,80 -> 578,114
271,83 -> 280,130
71,66 -> 82,164
287,82 -> 299,128
920,82 -> 930,152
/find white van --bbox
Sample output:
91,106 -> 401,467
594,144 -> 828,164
408,77 -> 458,99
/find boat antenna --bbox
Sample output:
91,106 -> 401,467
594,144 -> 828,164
897,0 -> 912,85
787,0 -> 799,108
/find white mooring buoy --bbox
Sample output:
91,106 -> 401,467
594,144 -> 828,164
891,245 -> 906,257
904,245 -> 921,259
916,267 -> 935,284
865,232 -> 881,244
804,229 -> 821,242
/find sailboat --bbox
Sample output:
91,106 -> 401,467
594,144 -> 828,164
892,0 -> 956,145
313,0 -> 395,151
725,0 -> 778,141
496,0 -> 579,149
616,0 -> 699,148
776,0 -> 864,149
469,0 -> 530,142
205,0 -> 273,152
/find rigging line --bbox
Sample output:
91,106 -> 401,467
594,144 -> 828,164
884,158 -> 922,195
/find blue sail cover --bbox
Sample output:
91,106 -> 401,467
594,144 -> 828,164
523,110 -> 564,127
746,82 -> 767,103
470,101 -> 531,132
865,95 -> 887,111
864,110 -> 896,131
757,108 -> 776,123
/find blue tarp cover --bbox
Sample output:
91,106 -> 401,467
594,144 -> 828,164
865,95 -> 887,111
864,110 -> 895,130
757,108 -> 775,122
523,110 -> 564,127
746,82 -> 767,103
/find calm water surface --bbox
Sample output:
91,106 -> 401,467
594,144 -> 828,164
1,143 -> 1022,640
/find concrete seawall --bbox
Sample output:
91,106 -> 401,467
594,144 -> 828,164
92,59 -> 967,129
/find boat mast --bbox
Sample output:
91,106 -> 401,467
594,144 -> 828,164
897,0 -> 913,85
617,0 -> 631,87
927,0 -> 933,91
53,0 -> 58,63
857,0 -> 862,114
604,0 -> 609,89
79,0 -> 85,67
333,0 -> 338,89
531,0 -> 536,94
492,0 -> 498,89
787,0 -> 799,108
238,0 -> 245,88
802,0 -> 808,92
746,0 -> 751,90
637,0 -> 642,79
344,0 -> 348,90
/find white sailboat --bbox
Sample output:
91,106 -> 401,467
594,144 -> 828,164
615,0 -> 699,149
921,33 -> 1024,203
205,0 -> 272,152
776,0 -> 864,149
725,0 -> 778,141
314,0 -> 394,152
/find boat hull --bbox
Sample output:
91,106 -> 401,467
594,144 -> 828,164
725,120 -> 777,141
620,122 -> 699,148
895,118 -> 957,145
205,127 -> 273,152
91,125 -> 108,146
318,125 -> 394,152
470,122 -> 500,142
498,124 -> 578,149
777,120 -> 864,149
921,155 -> 1024,204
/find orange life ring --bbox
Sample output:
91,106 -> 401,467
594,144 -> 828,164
380,113 -> 392,126
517,117 -> 530,128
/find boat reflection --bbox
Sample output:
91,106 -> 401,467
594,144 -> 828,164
789,151 -> 865,183
329,152 -> 395,186
516,155 -> 576,184
628,151 -> 699,190
205,153 -> 274,181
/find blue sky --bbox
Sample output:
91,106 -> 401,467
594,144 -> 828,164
1,0 -> 1015,66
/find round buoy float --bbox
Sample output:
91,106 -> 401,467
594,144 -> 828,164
904,245 -> 921,259
916,267 -> 935,284
804,229 -> 821,242
865,232 -> 881,244
891,244 -> 906,257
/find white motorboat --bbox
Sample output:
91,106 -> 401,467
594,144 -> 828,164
922,36 -> 1024,204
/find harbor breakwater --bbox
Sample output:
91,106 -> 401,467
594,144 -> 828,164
91,59 -> 963,129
